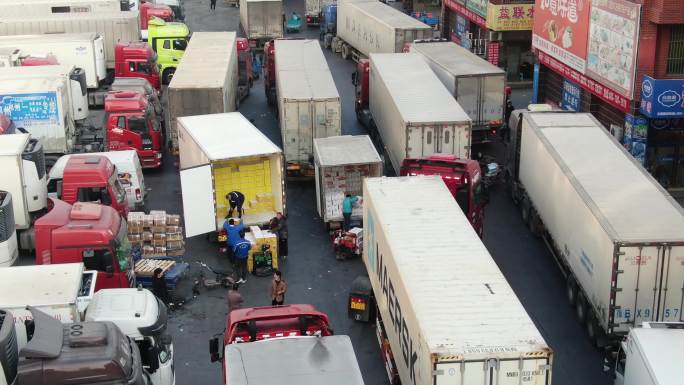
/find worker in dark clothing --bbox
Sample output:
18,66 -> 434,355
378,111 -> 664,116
268,212 -> 288,260
152,268 -> 170,304
226,191 -> 245,218
233,229 -> 252,284
210,0 -> 216,10
503,86 -> 514,142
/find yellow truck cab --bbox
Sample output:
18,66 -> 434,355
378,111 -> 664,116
147,17 -> 190,84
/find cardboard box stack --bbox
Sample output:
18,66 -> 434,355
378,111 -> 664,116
128,210 -> 185,257
245,225 -> 279,272
323,164 -> 368,219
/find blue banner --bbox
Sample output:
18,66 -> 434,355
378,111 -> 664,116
532,63 -> 539,104
561,80 -> 582,112
0,92 -> 60,128
640,76 -> 684,118
624,114 -> 648,165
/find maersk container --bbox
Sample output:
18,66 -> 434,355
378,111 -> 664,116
275,39 -> 341,174
0,33 -> 107,89
369,53 -> 471,174
0,12 -> 140,69
363,176 -> 552,385
510,111 -> 684,339
336,0 -> 432,57
239,0 -> 283,44
178,113 -> 285,236
409,41 -> 506,144
168,32 -> 238,154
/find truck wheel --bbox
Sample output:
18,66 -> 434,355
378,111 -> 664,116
520,197 -> 530,225
528,207 -> 542,237
586,314 -> 600,346
341,44 -> 350,60
566,279 -> 578,306
163,69 -> 176,85
575,293 -> 588,323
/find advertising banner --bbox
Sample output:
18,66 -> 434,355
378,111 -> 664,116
624,114 -> 647,165
444,0 -> 486,27
586,0 -> 641,99
539,51 -> 631,112
561,79 -> 582,111
487,41 -> 499,66
486,3 -> 534,31
0,92 -> 60,129
640,76 -> 684,118
532,0 -> 591,73
466,0 -> 487,18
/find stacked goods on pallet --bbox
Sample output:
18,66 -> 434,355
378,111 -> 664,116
214,157 -> 277,223
323,165 -> 368,219
127,210 -> 185,257
134,259 -> 176,277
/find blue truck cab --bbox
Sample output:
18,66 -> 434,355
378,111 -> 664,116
320,3 -> 337,47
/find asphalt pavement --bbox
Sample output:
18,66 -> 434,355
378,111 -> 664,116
15,0 -> 614,383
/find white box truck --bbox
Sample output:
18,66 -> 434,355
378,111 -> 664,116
369,53 -> 471,174
178,112 -> 285,236
274,39 -> 341,177
313,135 -> 381,227
354,176 -> 552,385
238,0 -> 283,49
168,32 -> 238,154
613,322 -> 683,385
505,111 -> 684,346
0,0 -> 123,17
409,41 -> 506,144
333,0 -> 432,61
0,12 -> 141,69
304,0 -> 333,25
0,263 -> 175,385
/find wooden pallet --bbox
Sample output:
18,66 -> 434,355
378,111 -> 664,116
134,259 -> 176,277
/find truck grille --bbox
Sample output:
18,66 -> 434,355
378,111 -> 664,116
22,138 -> 46,180
0,192 -> 15,243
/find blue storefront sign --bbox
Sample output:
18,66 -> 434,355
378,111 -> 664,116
456,15 -> 470,49
623,114 -> 648,165
640,76 -> 684,118
561,80 -> 582,112
0,92 -> 60,128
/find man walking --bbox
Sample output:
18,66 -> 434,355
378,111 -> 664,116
270,270 -> 287,305
342,193 -> 358,231
233,230 -> 251,284
226,191 -> 245,218
210,0 -> 216,11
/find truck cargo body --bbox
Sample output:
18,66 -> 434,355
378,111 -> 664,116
304,0 -> 332,25
0,33 -> 106,89
335,0 -> 432,60
178,113 -> 285,236
369,53 -> 471,174
313,135 -> 381,224
239,0 -> 283,47
507,112 -> 684,342
274,39 -> 341,175
615,323 -> 683,385
167,32 -> 238,154
0,12 -> 141,69
0,0 -> 122,17
362,176 -> 552,385
409,42 -> 505,144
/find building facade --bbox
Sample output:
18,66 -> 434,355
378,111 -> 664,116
441,0 -> 536,82
532,0 -> 684,192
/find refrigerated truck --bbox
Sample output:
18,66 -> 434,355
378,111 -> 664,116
274,39 -> 341,177
178,112 -> 285,237
168,32 -> 238,154
505,111 -> 684,346
368,53 -> 471,174
333,0 -> 432,61
0,0 -> 123,16
354,176 -> 552,385
408,41 -> 506,144
239,0 -> 283,49
0,12 -> 140,69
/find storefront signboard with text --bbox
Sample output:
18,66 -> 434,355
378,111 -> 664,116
532,0 -> 591,73
486,3 -> 534,31
444,0 -> 486,28
466,0 -> 487,18
640,76 -> 684,118
561,79 -> 582,111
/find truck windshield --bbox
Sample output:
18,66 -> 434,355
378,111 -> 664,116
173,38 -> 188,51
147,109 -> 161,132
115,220 -> 132,271
110,172 -> 127,204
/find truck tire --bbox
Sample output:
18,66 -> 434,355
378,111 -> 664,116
520,197 -> 530,225
575,292 -> 588,323
586,314 -> 600,346
566,278 -> 578,306
341,44 -> 350,60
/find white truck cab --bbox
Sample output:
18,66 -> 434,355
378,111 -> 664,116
86,288 -> 175,385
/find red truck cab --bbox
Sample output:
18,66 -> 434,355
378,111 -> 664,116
236,38 -> 253,99
263,40 -> 276,106
352,59 -> 372,127
19,54 -> 59,66
35,199 -> 135,290
105,90 -> 163,168
56,155 -> 129,218
400,154 -> 486,237
114,42 -> 161,90
140,2 -> 174,31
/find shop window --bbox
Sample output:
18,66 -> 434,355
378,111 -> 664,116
667,26 -> 684,74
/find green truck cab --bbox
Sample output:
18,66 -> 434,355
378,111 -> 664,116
148,17 -> 190,84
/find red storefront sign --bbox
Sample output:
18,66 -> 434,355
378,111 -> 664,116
538,51 -> 631,113
488,42 -> 499,65
444,0 -> 487,28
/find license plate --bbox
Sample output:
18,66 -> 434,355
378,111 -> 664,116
350,301 -> 366,311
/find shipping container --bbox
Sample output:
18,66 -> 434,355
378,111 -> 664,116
409,41 -> 506,144
275,39 -> 341,175
335,0 -> 432,60
167,32 -> 238,154
0,12 -> 140,69
238,0 -> 283,47
0,0 -> 122,17
178,113 -> 285,237
506,111 -> 684,343
0,33 -> 106,88
369,53 -> 471,174
313,135 -> 381,225
362,176 -> 552,385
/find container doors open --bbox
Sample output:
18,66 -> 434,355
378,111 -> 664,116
180,164 -> 216,237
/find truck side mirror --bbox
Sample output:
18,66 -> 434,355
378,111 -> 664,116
209,337 -> 221,362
